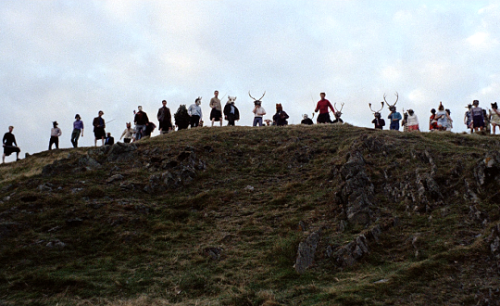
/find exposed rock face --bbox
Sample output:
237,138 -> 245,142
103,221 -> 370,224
107,143 -> 137,162
294,230 -> 321,274
487,223 -> 500,257
337,151 -> 375,226
333,225 -> 381,267
474,152 -> 500,187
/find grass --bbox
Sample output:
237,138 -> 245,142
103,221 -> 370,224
0,124 -> 499,305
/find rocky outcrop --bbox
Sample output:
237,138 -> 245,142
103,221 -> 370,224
294,230 -> 321,274
336,151 -> 375,226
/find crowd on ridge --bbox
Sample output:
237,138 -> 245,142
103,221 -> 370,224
2,91 -> 500,163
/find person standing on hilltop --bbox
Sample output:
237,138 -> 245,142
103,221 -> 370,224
252,100 -> 266,126
314,92 -> 334,124
273,103 -> 289,126
71,114 -> 84,148
435,102 -> 448,131
429,108 -> 438,131
48,121 -> 62,150
405,109 -> 419,131
157,100 -> 172,134
210,90 -> 223,127
134,106 -> 149,140
93,110 -> 106,146
471,100 -> 484,133
464,104 -> 473,134
2,126 -> 20,163
175,105 -> 191,130
223,97 -> 240,126
387,106 -> 402,131
490,102 -> 500,135
188,97 -> 203,128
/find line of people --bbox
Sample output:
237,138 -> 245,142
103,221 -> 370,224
6,91 -> 500,164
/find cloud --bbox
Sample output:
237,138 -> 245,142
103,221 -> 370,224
0,1 -> 499,161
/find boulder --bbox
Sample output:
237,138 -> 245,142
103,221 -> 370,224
294,230 -> 321,274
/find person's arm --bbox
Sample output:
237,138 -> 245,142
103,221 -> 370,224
253,106 -> 257,114
314,102 -> 319,113
13,135 -> 17,147
81,122 -> 84,137
261,108 -> 266,116
328,102 -> 335,113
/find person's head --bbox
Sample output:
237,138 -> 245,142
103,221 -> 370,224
162,100 -> 167,106
431,108 -> 436,114
8,126 -> 13,132
75,114 -> 81,120
467,104 -> 472,110
228,96 -> 237,104
492,102 -> 498,110
195,97 -> 202,105
473,100 -> 479,106
254,100 -> 261,106
374,112 -> 381,118
126,122 -> 131,128
138,106 -> 143,111
320,92 -> 326,99
303,114 -> 309,119
107,132 -> 111,137
389,106 -> 396,112
408,109 -> 414,116
438,102 -> 444,111
276,103 -> 283,112
214,90 -> 219,97
98,110 -> 104,116
446,109 -> 451,115
53,121 -> 58,128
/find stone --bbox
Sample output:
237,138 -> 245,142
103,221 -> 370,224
202,247 -> 223,260
294,230 -> 321,274
37,184 -> 53,192
106,143 -> 137,162
245,185 -> 255,192
106,174 -> 124,184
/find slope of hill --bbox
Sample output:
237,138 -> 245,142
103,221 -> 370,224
1,124 -> 500,306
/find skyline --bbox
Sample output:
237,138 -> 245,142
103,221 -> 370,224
1,1 -> 499,162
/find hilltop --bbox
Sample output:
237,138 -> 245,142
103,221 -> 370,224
1,124 -> 500,306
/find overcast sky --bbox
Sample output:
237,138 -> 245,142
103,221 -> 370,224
1,0 -> 499,161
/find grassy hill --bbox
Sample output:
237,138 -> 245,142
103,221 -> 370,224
1,124 -> 499,306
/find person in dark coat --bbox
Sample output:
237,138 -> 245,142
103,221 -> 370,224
223,97 -> 240,126
92,110 -> 106,146
157,100 -> 172,134
372,113 -> 385,130
301,114 -> 314,125
105,132 -> 114,146
174,105 -> 191,130
273,104 -> 289,126
3,126 -> 20,163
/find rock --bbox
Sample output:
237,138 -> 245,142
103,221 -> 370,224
46,240 -> 65,248
245,185 -> 255,192
106,174 -> 124,184
294,230 -> 321,274
37,184 -> 53,192
337,151 -> 375,226
298,220 -> 307,232
202,247 -> 223,260
107,143 -> 137,162
78,156 -> 101,168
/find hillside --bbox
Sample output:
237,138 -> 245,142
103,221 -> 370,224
1,124 -> 500,306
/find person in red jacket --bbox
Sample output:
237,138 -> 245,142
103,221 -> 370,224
314,92 -> 335,124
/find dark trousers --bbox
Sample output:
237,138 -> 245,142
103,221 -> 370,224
226,114 -> 236,126
71,129 -> 81,148
49,136 -> 59,150
190,115 -> 200,128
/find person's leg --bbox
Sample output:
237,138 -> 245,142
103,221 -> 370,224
49,137 -> 53,150
55,137 -> 59,149
15,152 -> 19,161
101,137 -> 105,146
74,129 -> 81,147
2,154 -> 5,163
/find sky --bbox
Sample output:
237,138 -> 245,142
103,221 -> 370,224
1,0 -> 500,161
